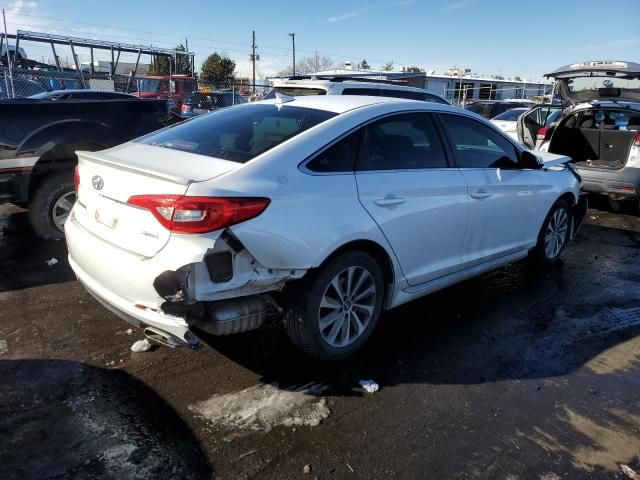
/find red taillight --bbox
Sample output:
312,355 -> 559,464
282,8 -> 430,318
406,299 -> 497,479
180,104 -> 192,114
127,195 -> 270,234
73,165 -> 80,191
633,132 -> 640,147
536,126 -> 554,141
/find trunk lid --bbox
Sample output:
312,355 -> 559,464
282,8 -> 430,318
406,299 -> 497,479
74,143 -> 239,257
545,61 -> 640,105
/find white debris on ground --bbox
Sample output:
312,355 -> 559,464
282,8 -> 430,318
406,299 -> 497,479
358,379 -> 379,393
45,258 -> 58,266
0,339 -> 7,355
126,328 -> 133,335
190,383 -> 330,434
621,464 -> 640,480
130,339 -> 152,353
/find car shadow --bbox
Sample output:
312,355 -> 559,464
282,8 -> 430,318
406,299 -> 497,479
0,211 -> 75,293
197,222 -> 640,397
0,359 -> 213,480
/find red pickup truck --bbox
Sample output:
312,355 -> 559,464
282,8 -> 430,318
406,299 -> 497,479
131,75 -> 197,114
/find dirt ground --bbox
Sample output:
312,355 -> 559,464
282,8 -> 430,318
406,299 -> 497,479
1,199 -> 639,480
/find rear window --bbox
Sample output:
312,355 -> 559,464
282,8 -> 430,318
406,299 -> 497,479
137,104 -> 336,163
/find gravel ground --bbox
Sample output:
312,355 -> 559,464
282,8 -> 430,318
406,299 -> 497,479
1,200 -> 639,480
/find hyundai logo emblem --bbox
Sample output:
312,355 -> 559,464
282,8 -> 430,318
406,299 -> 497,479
92,175 -> 104,190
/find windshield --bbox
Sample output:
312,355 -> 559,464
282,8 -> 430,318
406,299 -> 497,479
137,103 -> 337,163
492,108 -> 527,121
139,79 -> 163,92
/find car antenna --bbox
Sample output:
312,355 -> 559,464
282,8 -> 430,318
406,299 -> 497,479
275,91 -> 295,104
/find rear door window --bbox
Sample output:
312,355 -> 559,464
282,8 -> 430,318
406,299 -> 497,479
439,114 -> 520,168
378,89 -> 423,101
357,113 -> 448,171
342,87 -> 379,96
138,104 -> 336,163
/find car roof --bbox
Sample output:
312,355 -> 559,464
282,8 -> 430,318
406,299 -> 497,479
271,78 -> 430,93
258,94 -> 458,115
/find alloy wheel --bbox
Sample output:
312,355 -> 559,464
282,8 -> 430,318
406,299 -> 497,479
318,266 -> 376,348
544,208 -> 568,259
52,191 -> 76,232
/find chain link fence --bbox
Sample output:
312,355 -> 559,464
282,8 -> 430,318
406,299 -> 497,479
1,66 -> 273,116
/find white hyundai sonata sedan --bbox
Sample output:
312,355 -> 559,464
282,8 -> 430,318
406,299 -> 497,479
66,95 -> 586,360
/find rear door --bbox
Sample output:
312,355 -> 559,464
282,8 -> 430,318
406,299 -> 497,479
355,112 -> 469,286
438,113 -> 541,267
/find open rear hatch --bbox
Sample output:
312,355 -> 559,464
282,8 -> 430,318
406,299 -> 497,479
73,143 -> 238,257
545,61 -> 640,105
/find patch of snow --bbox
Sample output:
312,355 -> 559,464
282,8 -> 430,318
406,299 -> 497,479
126,328 -> 133,335
190,382 -> 330,434
0,339 -> 7,355
131,339 -> 151,353
45,258 -> 58,266
358,379 -> 379,393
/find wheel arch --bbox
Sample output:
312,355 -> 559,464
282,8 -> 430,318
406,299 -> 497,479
316,239 -> 396,309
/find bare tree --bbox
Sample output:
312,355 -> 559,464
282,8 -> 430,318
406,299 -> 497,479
382,61 -> 394,71
277,55 -> 334,76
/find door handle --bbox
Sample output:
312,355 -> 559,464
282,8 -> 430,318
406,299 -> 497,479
604,144 -> 614,149
374,196 -> 406,207
470,190 -> 492,200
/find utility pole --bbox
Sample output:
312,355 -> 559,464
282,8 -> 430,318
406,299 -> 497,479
315,50 -> 318,73
288,33 -> 296,76
251,30 -> 256,94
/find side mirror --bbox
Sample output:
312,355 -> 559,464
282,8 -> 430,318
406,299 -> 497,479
519,150 -> 542,169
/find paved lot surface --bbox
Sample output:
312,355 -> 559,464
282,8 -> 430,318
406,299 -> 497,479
1,200 -> 640,480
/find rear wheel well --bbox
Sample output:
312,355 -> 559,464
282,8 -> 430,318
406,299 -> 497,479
318,240 -> 395,305
28,159 -> 75,198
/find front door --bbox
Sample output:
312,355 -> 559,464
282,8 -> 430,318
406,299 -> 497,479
439,113 -> 541,269
355,112 -> 469,286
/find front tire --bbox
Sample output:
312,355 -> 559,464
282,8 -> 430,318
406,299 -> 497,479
531,199 -> 572,265
28,172 -> 76,239
283,251 -> 384,361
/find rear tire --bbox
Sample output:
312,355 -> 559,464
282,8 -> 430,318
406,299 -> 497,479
28,172 -> 76,239
283,251 -> 384,361
530,199 -> 572,265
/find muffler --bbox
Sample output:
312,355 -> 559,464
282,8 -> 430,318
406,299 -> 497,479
143,326 -> 181,348
195,296 -> 267,335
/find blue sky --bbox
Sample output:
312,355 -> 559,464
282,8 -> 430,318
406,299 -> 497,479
2,0 -> 639,81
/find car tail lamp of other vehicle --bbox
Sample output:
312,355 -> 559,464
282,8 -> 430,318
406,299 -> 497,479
74,165 -> 80,191
180,104 -> 193,116
633,131 -> 640,148
537,126 -> 554,141
127,195 -> 270,234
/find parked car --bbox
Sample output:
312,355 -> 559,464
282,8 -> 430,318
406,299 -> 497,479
519,60 -> 640,210
0,95 -> 171,238
265,76 -> 450,104
490,107 -> 530,140
0,77 -> 47,98
66,95 -> 586,360
465,100 -> 535,119
179,90 -> 247,118
30,89 -> 136,100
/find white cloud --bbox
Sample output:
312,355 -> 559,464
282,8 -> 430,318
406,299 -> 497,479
327,11 -> 358,23
442,0 -> 473,10
587,38 -> 640,49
